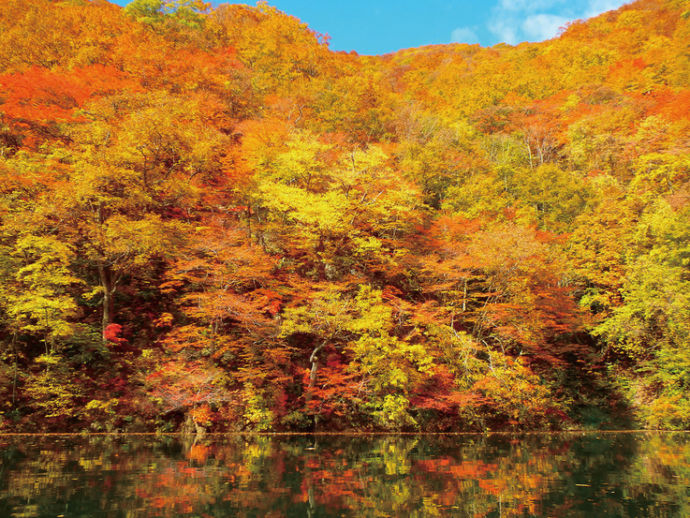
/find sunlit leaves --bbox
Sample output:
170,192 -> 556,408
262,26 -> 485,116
246,128 -> 423,279
5,235 -> 82,349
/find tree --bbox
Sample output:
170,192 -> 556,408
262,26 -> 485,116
49,91 -> 227,339
593,201 -> 689,428
281,284 -> 434,430
243,128 -> 423,281
280,284 -> 355,425
5,235 -> 82,354
125,0 -> 211,30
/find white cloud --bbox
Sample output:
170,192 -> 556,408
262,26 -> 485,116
486,0 -> 628,45
584,0 -> 629,18
450,26 -> 479,44
522,14 -> 569,41
488,17 -> 520,45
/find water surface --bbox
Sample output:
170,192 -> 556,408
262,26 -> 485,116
0,432 -> 688,517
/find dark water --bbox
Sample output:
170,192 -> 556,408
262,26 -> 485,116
0,432 -> 688,517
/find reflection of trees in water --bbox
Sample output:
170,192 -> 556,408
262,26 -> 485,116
0,433 -> 687,517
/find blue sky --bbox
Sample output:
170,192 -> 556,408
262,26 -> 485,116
111,0 -> 630,55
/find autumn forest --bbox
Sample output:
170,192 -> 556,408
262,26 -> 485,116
0,0 -> 688,433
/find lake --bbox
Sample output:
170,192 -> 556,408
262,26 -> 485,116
0,432 -> 687,517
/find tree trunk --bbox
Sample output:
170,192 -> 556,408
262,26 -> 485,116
307,341 -> 326,429
11,332 -> 18,409
309,359 -> 319,391
245,204 -> 252,242
308,341 -> 326,392
462,278 -> 468,312
193,418 -> 207,438
98,263 -> 115,342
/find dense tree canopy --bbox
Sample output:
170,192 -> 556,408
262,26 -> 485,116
0,0 -> 687,432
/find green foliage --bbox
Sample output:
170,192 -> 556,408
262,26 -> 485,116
595,202 -> 689,357
24,357 -> 85,419
124,0 -> 165,25
243,384 -> 274,431
6,235 -> 82,350
125,0 -> 209,30
592,202 -> 690,429
252,131 -> 423,278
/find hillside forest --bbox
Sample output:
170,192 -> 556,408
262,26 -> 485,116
0,0 -> 688,433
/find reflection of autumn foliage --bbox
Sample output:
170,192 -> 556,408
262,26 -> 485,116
2,434 -> 690,517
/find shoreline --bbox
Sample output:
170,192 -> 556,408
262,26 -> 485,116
0,429 -> 688,437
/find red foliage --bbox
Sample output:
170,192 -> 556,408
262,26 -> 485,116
104,324 -> 128,346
